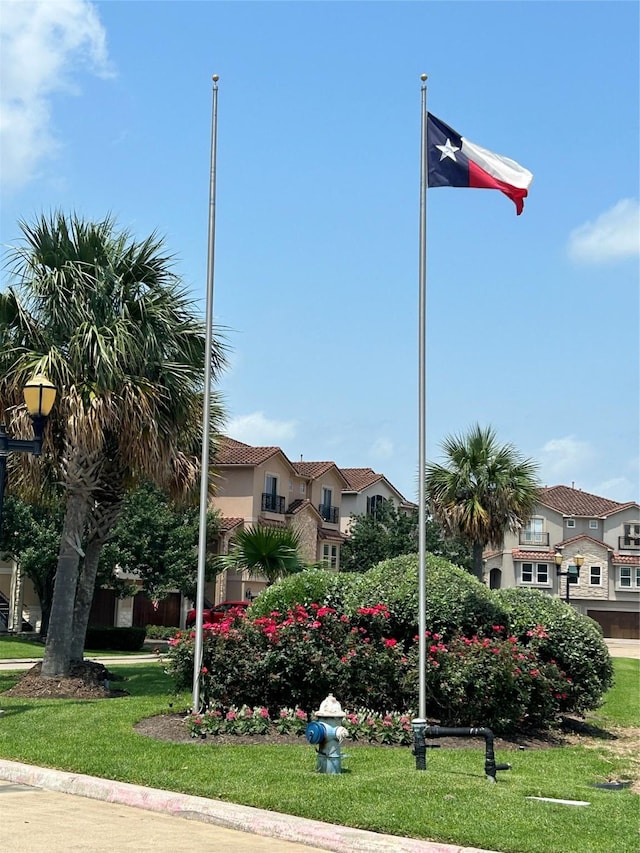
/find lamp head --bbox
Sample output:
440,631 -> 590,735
554,552 -> 563,568
574,553 -> 584,568
23,374 -> 57,418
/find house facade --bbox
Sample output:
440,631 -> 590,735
210,437 -> 347,602
339,467 -> 416,534
483,484 -> 640,638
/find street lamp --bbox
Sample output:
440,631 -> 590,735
0,374 -> 57,536
555,550 -> 583,603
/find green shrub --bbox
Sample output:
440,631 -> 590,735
85,626 -> 146,651
144,625 -> 179,640
495,588 -> 614,713
343,554 -> 508,645
249,568 -> 363,617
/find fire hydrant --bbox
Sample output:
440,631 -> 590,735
305,694 -> 348,774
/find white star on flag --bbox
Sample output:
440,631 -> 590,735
435,138 -> 460,161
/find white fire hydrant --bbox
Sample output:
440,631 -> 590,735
305,694 -> 349,774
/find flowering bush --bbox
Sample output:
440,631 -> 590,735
165,594 -> 609,734
186,704 -> 415,745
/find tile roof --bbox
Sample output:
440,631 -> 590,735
219,517 -> 244,533
285,498 -> 321,519
340,467 -> 383,491
539,485 -> 637,518
293,461 -> 350,487
556,534 -> 613,551
318,527 -> 347,543
611,553 -> 640,565
511,550 -> 556,561
214,436 -> 281,466
293,461 -> 337,479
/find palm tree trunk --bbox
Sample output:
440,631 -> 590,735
41,489 -> 89,677
70,537 -> 102,662
472,542 -> 485,582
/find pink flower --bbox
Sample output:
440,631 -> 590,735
259,707 -> 269,718
226,711 -> 237,721
201,666 -> 208,674
384,638 -> 398,648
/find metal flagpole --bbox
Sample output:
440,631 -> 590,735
192,74 -> 220,713
417,74 -> 428,723
412,72 -> 429,769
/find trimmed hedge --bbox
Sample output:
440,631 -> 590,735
249,568 -> 363,617
84,626 -> 146,651
495,587 -> 613,713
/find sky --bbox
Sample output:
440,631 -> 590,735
1,0 -> 638,505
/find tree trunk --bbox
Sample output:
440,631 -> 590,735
41,489 -> 89,677
70,491 -> 123,661
472,541 -> 485,582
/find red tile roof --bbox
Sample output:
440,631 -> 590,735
292,461 -> 350,487
539,485 -> 637,518
611,553 -> 640,565
293,461 -> 336,479
214,436 -> 281,466
219,517 -> 244,533
340,467 -> 383,491
511,550 -> 556,561
557,534 -> 613,551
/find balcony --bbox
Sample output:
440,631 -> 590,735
261,493 -> 285,514
519,532 -> 550,547
319,503 -> 339,524
618,535 -> 640,551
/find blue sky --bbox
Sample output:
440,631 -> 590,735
1,0 -> 638,504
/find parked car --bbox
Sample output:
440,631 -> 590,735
185,600 -> 249,628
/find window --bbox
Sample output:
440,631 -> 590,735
322,487 -> 333,508
323,544 -> 338,570
367,494 -> 386,517
265,474 -> 278,496
299,483 -> 306,494
589,520 -> 599,530
619,567 -> 640,588
521,563 -> 549,585
566,519 -> 575,529
589,565 -> 602,586
522,518 -> 545,544
623,523 -> 640,546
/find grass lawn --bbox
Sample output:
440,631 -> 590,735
0,635 -> 154,660
0,658 -> 637,853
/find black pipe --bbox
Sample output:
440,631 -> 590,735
421,725 -> 511,781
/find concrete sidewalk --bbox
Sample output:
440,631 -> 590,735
0,760 -> 497,853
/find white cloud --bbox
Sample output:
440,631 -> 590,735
567,198 -> 640,263
0,0 -> 113,191
592,477 -> 638,504
538,435 -> 594,483
226,412 -> 297,445
370,437 -> 394,460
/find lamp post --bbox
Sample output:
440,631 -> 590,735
0,374 -> 57,537
555,550 -> 583,603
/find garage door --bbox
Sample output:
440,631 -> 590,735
587,610 -> 640,639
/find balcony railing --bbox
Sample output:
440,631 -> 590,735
519,532 -> 550,546
261,493 -> 285,514
618,535 -> 640,551
319,503 -> 339,524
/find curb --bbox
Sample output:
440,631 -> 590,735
0,759 -> 498,853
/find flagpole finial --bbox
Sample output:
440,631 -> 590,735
212,74 -> 219,82
420,73 -> 428,82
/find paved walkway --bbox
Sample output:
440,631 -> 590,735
0,761 -> 495,853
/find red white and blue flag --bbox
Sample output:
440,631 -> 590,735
427,113 -> 533,215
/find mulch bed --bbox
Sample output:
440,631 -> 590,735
2,661 -> 128,700
133,711 -> 563,750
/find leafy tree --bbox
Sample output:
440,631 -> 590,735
217,524 -> 305,586
340,500 -> 472,573
99,481 -> 221,601
0,494 -> 63,637
425,424 -> 540,581
0,212 -> 226,675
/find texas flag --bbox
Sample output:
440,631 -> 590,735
427,113 -> 533,215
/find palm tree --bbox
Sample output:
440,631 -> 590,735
0,212 -> 227,676
218,524 -> 305,586
425,424 -> 540,581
